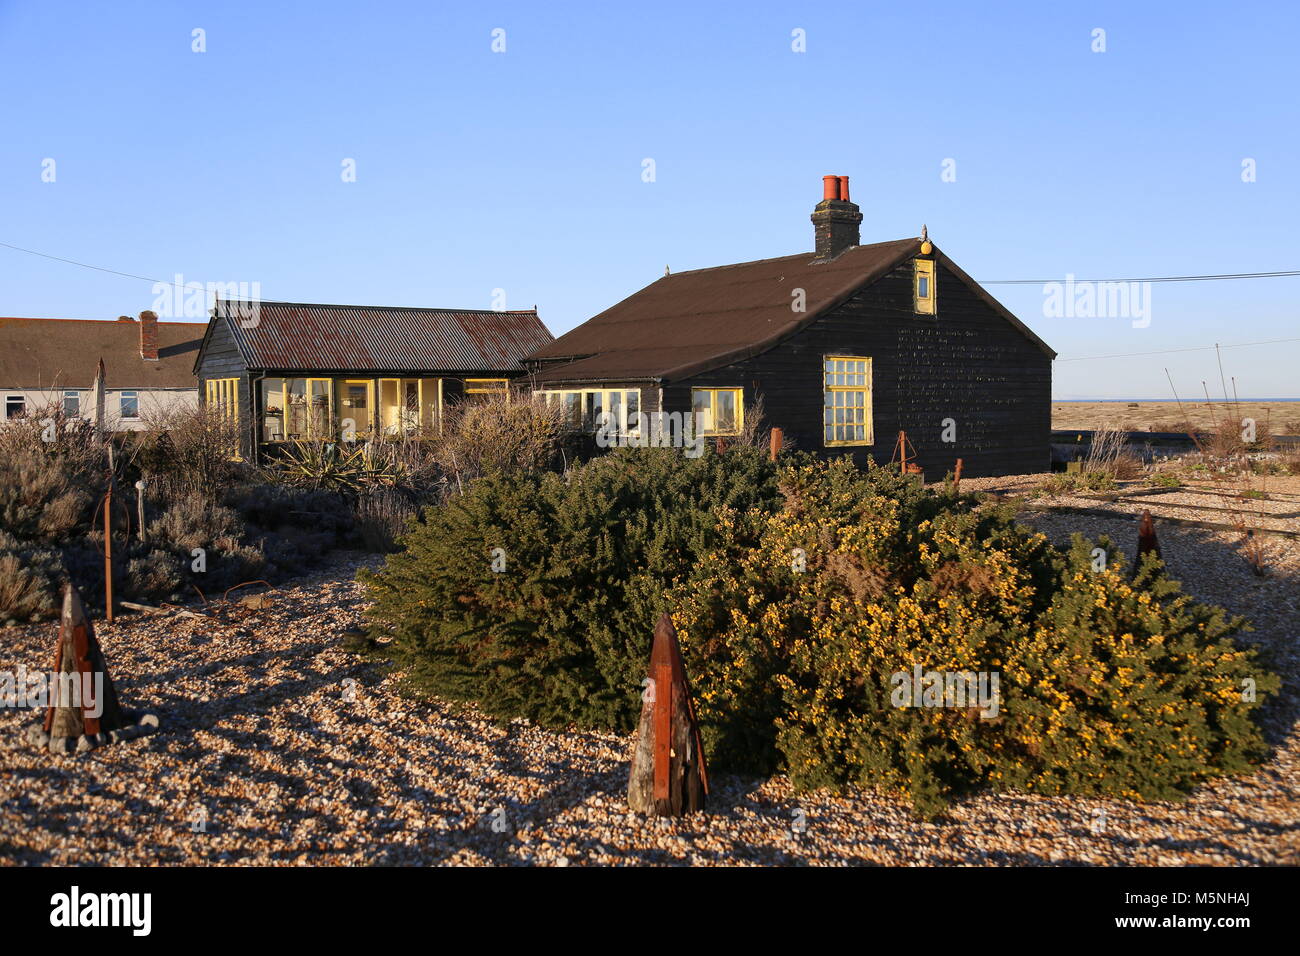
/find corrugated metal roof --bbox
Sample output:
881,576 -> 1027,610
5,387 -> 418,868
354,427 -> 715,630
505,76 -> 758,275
219,300 -> 554,373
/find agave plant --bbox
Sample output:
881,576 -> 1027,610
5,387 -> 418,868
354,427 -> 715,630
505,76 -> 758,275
263,440 -> 408,494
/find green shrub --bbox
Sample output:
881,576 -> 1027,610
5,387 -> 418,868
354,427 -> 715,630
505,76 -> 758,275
672,462 -> 1276,816
147,493 -> 244,553
1150,471 -> 1182,488
361,445 -> 787,729
366,453 -> 1279,819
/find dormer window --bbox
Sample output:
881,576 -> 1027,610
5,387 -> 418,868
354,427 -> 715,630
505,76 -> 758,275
914,259 -> 936,314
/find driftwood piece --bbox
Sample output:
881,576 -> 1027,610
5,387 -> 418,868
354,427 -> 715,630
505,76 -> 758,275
119,600 -> 210,622
628,613 -> 708,816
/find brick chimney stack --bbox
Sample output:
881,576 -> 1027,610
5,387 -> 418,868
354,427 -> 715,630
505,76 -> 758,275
139,310 -> 159,361
811,174 -> 862,260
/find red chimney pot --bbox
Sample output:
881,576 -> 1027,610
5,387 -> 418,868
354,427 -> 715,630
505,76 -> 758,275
837,176 -> 850,202
822,175 -> 840,201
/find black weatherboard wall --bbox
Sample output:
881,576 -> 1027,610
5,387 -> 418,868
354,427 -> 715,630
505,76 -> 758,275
194,309 -> 256,458
666,257 -> 1052,478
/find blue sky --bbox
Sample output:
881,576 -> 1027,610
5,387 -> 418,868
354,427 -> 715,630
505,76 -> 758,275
1,0 -> 1296,398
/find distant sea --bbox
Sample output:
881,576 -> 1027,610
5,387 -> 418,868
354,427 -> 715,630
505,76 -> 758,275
1054,398 -> 1300,402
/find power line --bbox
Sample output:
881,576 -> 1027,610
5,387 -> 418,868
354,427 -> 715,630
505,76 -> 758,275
1057,336 -> 1300,362
0,240 -> 258,297
7,237 -> 1300,293
982,270 -> 1300,285
0,240 -> 172,286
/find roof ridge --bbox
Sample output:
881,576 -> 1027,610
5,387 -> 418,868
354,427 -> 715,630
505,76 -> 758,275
661,237 -> 918,278
0,316 -> 206,325
216,298 -> 538,314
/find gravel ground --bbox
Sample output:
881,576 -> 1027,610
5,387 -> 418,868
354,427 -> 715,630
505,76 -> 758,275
2,509 -> 1298,865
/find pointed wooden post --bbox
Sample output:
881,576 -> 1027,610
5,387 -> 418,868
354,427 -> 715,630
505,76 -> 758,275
953,458 -> 963,490
40,584 -> 129,751
628,613 -> 708,816
1136,509 -> 1162,574
770,427 -> 783,461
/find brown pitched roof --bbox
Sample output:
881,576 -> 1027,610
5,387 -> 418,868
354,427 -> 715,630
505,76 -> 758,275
211,299 -> 555,373
0,317 -> 205,389
528,238 -> 1054,383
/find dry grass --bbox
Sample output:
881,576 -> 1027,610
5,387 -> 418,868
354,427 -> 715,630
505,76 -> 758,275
433,390 -> 567,489
133,404 -> 246,497
1082,424 -> 1144,479
1053,401 -> 1300,435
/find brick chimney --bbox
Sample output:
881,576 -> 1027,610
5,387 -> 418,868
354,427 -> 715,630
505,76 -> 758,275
811,174 -> 862,260
139,310 -> 159,361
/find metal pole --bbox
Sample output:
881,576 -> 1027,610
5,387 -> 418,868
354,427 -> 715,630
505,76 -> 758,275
104,445 -> 114,622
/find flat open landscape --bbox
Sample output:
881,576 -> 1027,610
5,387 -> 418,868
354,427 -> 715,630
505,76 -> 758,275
1053,401 -> 1300,434
3,478 -> 1297,866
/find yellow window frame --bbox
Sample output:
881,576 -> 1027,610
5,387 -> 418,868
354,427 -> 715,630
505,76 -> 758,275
205,377 -> 240,425
466,378 -> 510,402
538,388 -> 641,435
305,377 -> 334,440
914,258 -> 936,314
823,356 -> 872,447
691,387 -> 743,436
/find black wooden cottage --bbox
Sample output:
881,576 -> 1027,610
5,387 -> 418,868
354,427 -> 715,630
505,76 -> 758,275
524,175 -> 1055,477
193,299 -> 553,459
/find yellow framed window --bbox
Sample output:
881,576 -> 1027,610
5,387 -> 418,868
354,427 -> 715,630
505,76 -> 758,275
306,378 -> 333,439
205,378 -> 240,425
419,378 -> 443,434
914,258 -> 936,314
465,378 -> 509,404
823,356 -> 872,446
261,378 -> 285,440
691,387 -> 743,436
539,388 -> 641,435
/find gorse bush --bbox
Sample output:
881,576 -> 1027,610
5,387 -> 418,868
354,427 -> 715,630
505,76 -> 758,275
364,452 -> 1278,817
674,461 -> 1275,816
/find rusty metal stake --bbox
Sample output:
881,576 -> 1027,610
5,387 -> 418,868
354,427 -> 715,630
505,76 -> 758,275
103,451 -> 114,623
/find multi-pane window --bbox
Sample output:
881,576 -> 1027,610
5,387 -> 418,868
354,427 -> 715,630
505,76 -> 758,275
465,379 -> 510,404
691,388 -> 743,436
119,390 -> 140,420
539,389 -> 641,436
914,258 -> 936,314
264,378 -> 333,440
5,395 -> 25,420
63,390 -> 80,418
823,356 -> 871,446
204,379 -> 238,424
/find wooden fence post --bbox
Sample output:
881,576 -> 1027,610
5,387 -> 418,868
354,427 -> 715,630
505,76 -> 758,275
628,613 -> 708,816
